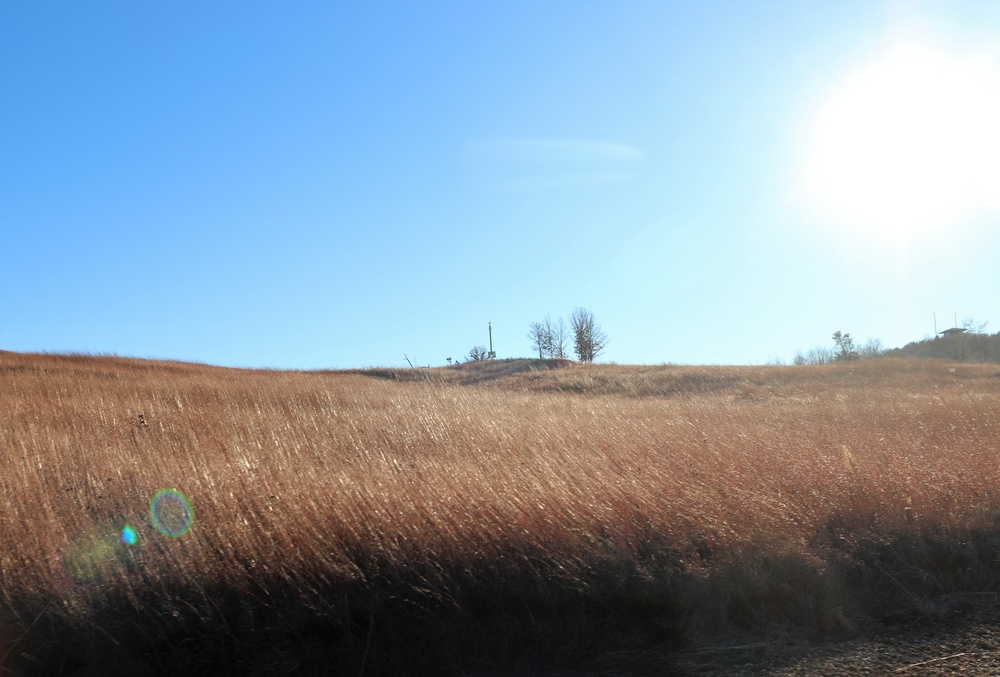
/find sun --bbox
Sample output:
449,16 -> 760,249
800,40 -> 1000,249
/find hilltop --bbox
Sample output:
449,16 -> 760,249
885,330 -> 1000,363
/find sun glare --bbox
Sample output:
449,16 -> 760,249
802,40 -> 1000,249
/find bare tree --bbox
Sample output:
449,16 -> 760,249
812,346 -> 835,364
859,338 -> 883,360
548,316 -> 569,359
964,318 -> 990,334
570,307 -> 608,363
528,315 -> 569,359
793,345 -> 835,365
943,318 -> 992,362
527,321 -> 553,359
467,345 -> 488,362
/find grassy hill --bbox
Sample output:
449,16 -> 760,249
885,331 -> 1000,363
2,351 -> 1000,674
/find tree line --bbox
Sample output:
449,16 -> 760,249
793,319 -> 999,365
793,331 -> 885,365
462,307 -> 608,364
528,307 -> 607,363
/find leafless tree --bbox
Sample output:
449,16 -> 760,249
964,318 -> 990,334
528,315 -> 569,359
467,345 -> 488,362
528,321 -> 553,359
859,338 -> 884,359
548,316 -> 569,359
570,307 -> 608,363
942,318 -> 992,362
793,345 -> 835,365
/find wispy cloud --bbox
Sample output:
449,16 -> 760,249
463,138 -> 645,191
465,138 -> 645,164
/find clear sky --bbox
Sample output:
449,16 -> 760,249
3,1 -> 998,369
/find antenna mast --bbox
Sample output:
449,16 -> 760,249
488,322 -> 495,359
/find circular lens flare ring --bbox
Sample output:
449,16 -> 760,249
149,489 -> 194,537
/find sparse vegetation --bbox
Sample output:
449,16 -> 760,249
466,345 -> 488,362
795,319 -> 1000,366
795,331 -> 884,365
886,320 -> 1000,363
2,351 -> 1000,674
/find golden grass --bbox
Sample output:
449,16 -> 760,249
2,351 -> 1000,674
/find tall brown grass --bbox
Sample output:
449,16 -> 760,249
2,351 -> 1000,674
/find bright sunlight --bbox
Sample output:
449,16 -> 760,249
802,40 -> 1000,248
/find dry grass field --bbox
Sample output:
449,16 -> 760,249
2,351 -> 1000,675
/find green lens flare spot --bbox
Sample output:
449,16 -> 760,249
121,524 -> 138,545
149,489 -> 194,537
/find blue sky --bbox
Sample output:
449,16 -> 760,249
3,1 -> 998,369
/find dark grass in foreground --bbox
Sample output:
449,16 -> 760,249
2,352 -> 1000,675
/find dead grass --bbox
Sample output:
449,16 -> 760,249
2,350 -> 1000,674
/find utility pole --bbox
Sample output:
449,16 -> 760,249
488,322 -> 495,359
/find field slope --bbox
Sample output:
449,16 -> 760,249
2,352 -> 1000,675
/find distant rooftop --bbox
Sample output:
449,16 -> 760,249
939,327 -> 967,336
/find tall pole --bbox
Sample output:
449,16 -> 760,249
934,312 -> 937,335
488,322 -> 493,356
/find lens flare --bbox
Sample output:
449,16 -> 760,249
121,524 -> 138,545
63,522 -> 141,584
149,489 -> 194,537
